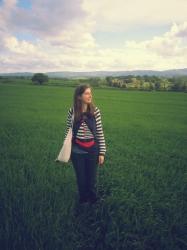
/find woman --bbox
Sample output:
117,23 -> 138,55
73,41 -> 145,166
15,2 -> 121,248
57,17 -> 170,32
63,84 -> 106,205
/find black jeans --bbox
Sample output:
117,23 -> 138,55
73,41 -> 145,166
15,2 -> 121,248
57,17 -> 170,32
70,150 -> 99,202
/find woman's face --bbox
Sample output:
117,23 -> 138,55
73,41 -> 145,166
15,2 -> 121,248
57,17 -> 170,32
80,88 -> 92,104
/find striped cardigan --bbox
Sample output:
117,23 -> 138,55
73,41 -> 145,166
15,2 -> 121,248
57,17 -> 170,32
64,106 -> 106,156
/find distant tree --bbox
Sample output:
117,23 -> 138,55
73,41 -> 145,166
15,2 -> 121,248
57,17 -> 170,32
87,77 -> 100,87
31,73 -> 48,85
142,81 -> 150,90
142,75 -> 149,82
160,78 -> 170,90
155,82 -> 161,90
106,76 -> 113,86
149,82 -> 154,90
139,79 -> 144,90
99,77 -> 107,86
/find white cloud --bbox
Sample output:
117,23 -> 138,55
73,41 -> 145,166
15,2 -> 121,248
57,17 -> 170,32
124,22 -> 187,58
4,36 -> 37,54
0,0 -> 187,72
82,0 -> 187,32
0,0 -> 89,36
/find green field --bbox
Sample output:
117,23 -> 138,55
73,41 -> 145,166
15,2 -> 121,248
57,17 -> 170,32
0,83 -> 186,250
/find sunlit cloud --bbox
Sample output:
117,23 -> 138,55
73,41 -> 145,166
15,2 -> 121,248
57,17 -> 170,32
0,0 -> 187,72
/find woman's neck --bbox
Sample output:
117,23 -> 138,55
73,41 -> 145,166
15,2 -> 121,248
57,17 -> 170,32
82,103 -> 88,112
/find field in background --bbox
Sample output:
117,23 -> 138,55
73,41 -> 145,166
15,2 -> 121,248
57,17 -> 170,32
0,83 -> 186,250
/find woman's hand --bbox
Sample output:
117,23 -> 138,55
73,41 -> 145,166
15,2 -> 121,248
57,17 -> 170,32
98,155 -> 105,166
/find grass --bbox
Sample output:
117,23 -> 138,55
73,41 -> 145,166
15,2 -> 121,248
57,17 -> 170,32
0,83 -> 186,250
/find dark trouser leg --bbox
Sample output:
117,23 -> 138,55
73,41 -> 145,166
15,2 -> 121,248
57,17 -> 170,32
85,151 -> 99,202
71,152 -> 88,202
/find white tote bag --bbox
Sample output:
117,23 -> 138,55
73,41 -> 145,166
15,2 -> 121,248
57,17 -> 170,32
55,108 -> 74,163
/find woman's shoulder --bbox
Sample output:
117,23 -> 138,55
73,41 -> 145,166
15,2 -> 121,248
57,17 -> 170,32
68,106 -> 100,114
94,106 -> 100,112
68,106 -> 74,115
94,106 -> 101,117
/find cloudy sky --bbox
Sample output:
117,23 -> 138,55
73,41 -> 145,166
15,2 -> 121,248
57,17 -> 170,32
0,0 -> 187,73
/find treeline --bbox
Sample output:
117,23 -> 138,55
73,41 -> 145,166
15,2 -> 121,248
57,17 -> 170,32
105,75 -> 187,92
66,75 -> 187,92
0,74 -> 187,92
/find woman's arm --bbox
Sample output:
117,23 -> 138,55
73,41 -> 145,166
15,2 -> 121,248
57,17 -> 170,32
95,107 -> 106,156
63,107 -> 73,141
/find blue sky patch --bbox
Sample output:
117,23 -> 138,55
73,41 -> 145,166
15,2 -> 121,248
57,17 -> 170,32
16,0 -> 32,10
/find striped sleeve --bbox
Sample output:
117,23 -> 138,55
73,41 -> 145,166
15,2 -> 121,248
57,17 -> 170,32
95,107 -> 106,156
63,107 -> 73,141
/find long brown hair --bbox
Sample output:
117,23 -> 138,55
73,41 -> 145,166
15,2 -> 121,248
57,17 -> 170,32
73,84 -> 96,123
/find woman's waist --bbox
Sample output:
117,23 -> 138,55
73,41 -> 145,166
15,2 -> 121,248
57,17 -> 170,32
72,136 -> 95,142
